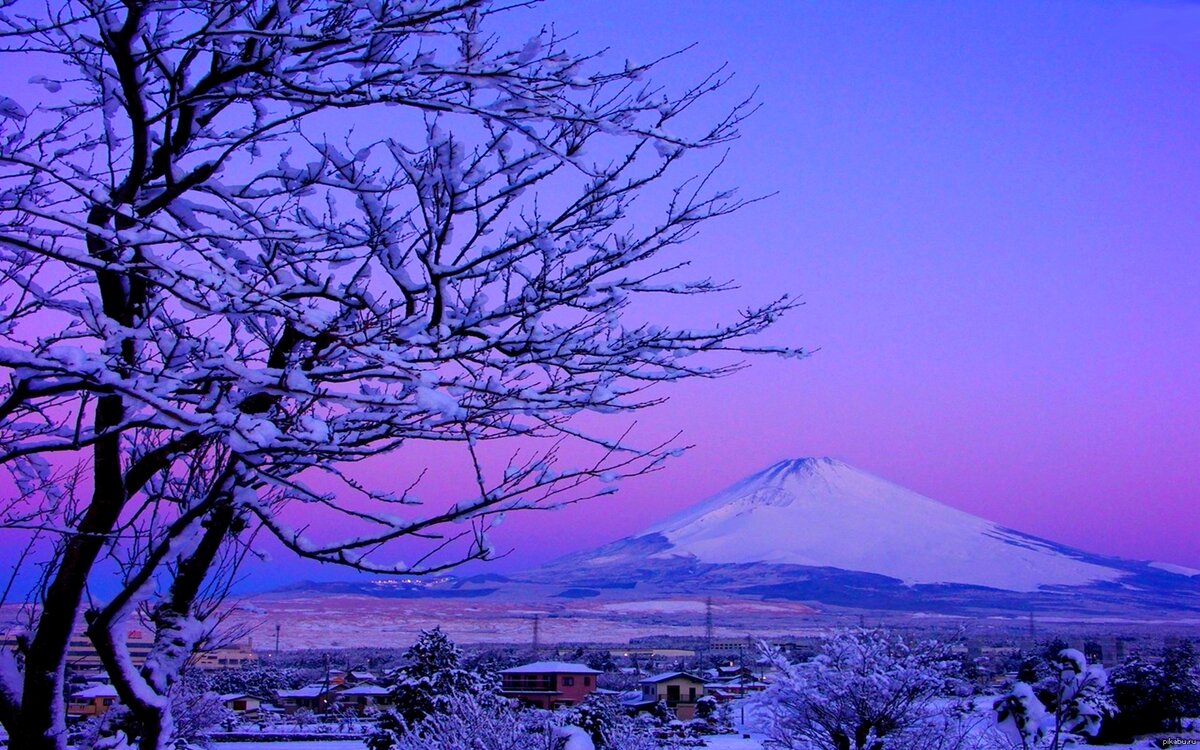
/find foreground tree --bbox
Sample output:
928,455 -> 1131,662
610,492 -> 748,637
1101,640 -> 1200,742
386,627 -> 497,728
758,629 -> 973,750
0,1 -> 799,747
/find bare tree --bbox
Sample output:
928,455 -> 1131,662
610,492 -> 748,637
0,1 -> 800,748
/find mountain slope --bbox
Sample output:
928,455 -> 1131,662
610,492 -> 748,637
513,458 -> 1200,614
643,457 -> 1119,591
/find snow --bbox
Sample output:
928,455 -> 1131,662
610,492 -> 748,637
640,671 -> 705,684
499,661 -> 600,674
1150,561 -> 1200,577
73,684 -> 120,699
212,743 -> 365,750
643,457 -> 1128,591
598,599 -> 709,613
700,736 -> 766,749
554,725 -> 595,750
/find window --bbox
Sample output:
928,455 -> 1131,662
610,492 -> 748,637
562,676 -> 575,686
583,676 -> 591,686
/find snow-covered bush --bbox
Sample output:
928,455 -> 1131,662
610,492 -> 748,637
692,695 -> 733,734
758,628 -> 971,750
386,692 -> 571,750
198,663 -> 305,697
389,628 -> 500,726
558,694 -> 624,747
993,648 -> 1112,750
557,694 -> 667,748
1103,642 -> 1200,741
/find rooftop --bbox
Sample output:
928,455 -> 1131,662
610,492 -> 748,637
500,661 -> 600,675
639,671 -> 706,684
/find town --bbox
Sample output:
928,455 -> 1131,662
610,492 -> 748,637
7,616 -> 1195,748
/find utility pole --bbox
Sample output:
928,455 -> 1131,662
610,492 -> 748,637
531,614 -> 540,657
274,623 -> 281,657
705,597 -> 714,650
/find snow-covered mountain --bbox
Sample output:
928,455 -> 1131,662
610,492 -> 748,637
643,457 -> 1119,591
510,458 -> 1200,615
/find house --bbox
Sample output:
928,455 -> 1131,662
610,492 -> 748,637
636,672 -> 707,720
276,684 -> 337,713
703,675 -> 768,700
336,684 -> 392,714
348,670 -> 378,683
499,661 -> 600,709
67,684 -> 120,718
219,693 -> 263,717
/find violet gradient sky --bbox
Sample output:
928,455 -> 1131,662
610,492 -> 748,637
441,0 -> 1200,577
6,0 -> 1200,589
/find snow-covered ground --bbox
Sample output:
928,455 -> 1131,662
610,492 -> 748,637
207,732 -> 1200,750
212,742 -> 367,750
696,733 -> 766,749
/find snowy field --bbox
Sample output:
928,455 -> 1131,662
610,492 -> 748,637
206,731 -> 1195,750
210,738 -> 771,750
212,743 -> 369,750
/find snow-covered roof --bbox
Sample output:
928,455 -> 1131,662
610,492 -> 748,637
704,680 -> 767,690
500,661 -> 600,675
277,685 -> 331,698
339,684 -> 391,696
218,693 -> 260,702
619,696 -> 658,707
639,671 -> 705,684
73,684 -> 119,699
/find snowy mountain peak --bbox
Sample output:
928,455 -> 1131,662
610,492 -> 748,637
639,458 -> 1133,592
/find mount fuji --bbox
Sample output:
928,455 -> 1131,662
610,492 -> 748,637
505,458 -> 1200,615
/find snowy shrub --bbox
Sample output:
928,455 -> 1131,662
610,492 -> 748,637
389,628 -> 500,726
389,692 -> 552,750
557,694 -> 665,749
558,694 -> 624,747
993,648 -> 1112,750
199,663 -> 304,696
1102,642 -> 1200,741
758,628 -> 973,750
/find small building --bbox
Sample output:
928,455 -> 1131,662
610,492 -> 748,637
499,661 -> 600,709
219,693 -> 263,717
68,684 -> 120,718
637,672 -> 706,720
276,684 -> 337,713
704,676 -> 768,700
192,641 -> 258,670
336,684 -> 392,714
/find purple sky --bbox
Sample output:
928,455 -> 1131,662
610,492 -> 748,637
5,1 -> 1199,589
442,0 -> 1200,575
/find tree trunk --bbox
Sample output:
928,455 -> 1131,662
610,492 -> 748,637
13,397 -> 126,750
